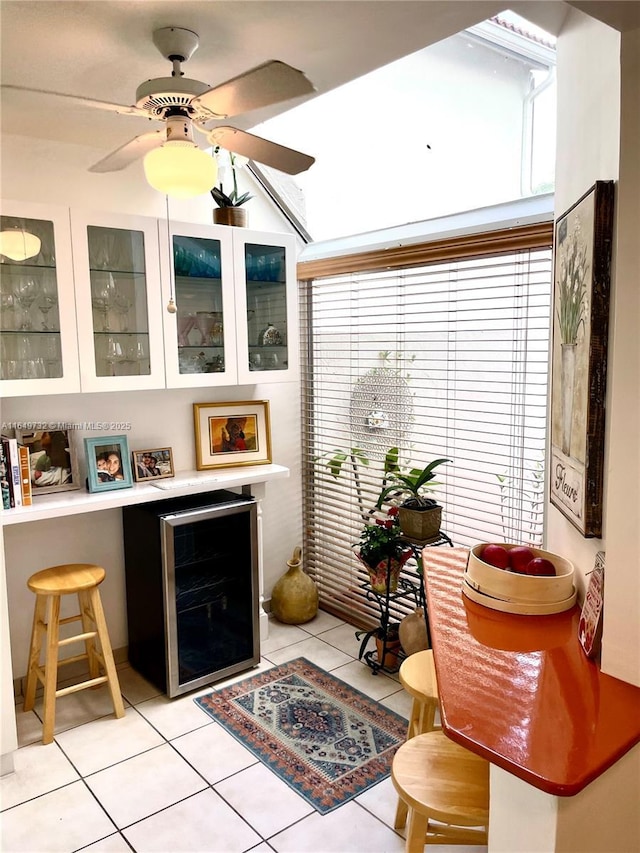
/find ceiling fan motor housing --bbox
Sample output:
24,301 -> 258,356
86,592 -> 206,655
135,77 -> 212,119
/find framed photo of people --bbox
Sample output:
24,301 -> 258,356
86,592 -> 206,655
550,180 -> 614,537
84,435 -> 133,493
14,427 -> 81,495
132,447 -> 175,482
193,400 -> 272,470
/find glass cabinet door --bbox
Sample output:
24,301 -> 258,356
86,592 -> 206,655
161,221 -> 237,388
0,201 -> 80,396
87,226 -> 150,378
71,211 -> 165,391
235,230 -> 298,384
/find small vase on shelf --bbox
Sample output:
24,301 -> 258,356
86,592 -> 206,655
213,207 -> 247,228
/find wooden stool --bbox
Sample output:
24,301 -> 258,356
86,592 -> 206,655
392,730 -> 489,850
24,563 -> 125,744
399,649 -> 441,739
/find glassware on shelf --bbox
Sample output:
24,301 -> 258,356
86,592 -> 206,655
259,323 -> 283,346
210,312 -> 223,345
112,287 -> 133,332
13,275 -> 41,330
91,272 -> 116,331
0,291 -> 16,330
38,273 -> 58,330
249,351 -> 262,370
90,230 -> 119,270
105,336 -> 123,375
195,311 -> 216,346
177,312 -> 196,346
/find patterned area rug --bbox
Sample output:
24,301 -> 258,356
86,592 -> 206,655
195,657 -> 407,814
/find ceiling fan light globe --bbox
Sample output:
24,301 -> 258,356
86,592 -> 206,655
0,229 -> 41,261
143,142 -> 218,198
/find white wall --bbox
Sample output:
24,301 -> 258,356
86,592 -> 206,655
490,10 -> 640,853
1,132 -> 303,681
549,14 -> 640,687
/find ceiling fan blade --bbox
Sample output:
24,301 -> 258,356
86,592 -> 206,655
208,127 -> 315,175
193,60 -> 315,120
89,131 -> 164,173
1,84 -> 148,118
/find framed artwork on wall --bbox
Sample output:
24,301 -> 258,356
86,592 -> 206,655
193,400 -> 272,470
549,180 -> 614,537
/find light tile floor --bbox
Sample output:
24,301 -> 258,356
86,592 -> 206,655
1,612 -> 487,853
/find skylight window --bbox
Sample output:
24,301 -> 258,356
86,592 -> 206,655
253,12 -> 555,242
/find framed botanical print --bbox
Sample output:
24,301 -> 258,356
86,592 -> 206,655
550,181 -> 614,536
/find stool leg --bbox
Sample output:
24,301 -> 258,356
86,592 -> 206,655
87,587 -> 125,718
406,808 -> 429,853
394,796 -> 409,830
407,697 -> 421,739
42,595 -> 61,745
24,594 -> 47,712
78,590 -> 100,681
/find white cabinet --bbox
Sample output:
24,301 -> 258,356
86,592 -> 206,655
1,202 -> 299,396
159,220 -> 237,388
0,200 -> 80,396
234,228 -> 299,385
160,221 -> 298,387
70,210 -> 165,392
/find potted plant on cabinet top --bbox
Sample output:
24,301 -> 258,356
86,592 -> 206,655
211,149 -> 254,227
354,506 -> 412,593
376,449 -> 451,542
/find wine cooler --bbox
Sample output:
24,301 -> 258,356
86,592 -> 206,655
122,490 -> 259,697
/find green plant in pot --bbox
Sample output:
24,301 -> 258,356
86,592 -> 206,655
211,149 -> 254,226
353,506 -> 412,593
376,448 -> 451,542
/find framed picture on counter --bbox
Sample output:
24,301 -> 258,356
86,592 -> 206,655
15,428 -> 81,495
193,400 -> 272,470
132,447 -> 174,482
84,435 -> 133,492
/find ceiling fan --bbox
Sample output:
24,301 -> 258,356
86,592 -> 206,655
2,26 -> 316,186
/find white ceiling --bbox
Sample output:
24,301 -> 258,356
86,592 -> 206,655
0,0 -> 637,161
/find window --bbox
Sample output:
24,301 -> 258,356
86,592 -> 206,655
298,218 -> 552,624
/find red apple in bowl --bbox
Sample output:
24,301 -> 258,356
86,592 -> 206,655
508,546 -> 535,574
525,557 -> 556,576
481,543 -> 510,569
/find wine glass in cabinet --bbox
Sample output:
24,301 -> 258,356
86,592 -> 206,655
160,220 -> 237,388
70,211 -> 165,391
234,229 -> 298,385
0,200 -> 80,396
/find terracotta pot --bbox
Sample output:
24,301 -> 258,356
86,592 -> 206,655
375,627 -> 401,668
213,207 -> 247,227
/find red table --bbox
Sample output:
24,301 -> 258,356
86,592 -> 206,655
423,547 -> 640,795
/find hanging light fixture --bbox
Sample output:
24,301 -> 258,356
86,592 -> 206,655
143,114 -> 217,199
0,226 -> 41,261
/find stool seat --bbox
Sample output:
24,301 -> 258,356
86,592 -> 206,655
24,562 -> 124,745
27,564 -> 106,596
392,730 -> 489,849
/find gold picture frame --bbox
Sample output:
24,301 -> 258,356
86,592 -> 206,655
193,401 -> 272,470
131,447 -> 175,482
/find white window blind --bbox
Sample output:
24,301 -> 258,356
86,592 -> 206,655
299,225 -> 552,626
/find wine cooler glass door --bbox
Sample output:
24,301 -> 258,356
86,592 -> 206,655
161,500 -> 259,697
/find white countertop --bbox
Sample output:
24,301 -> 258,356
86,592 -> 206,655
1,464 -> 289,525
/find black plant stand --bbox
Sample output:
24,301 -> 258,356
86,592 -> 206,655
355,531 -> 453,675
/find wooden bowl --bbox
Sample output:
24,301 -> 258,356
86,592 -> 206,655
464,543 -> 575,606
